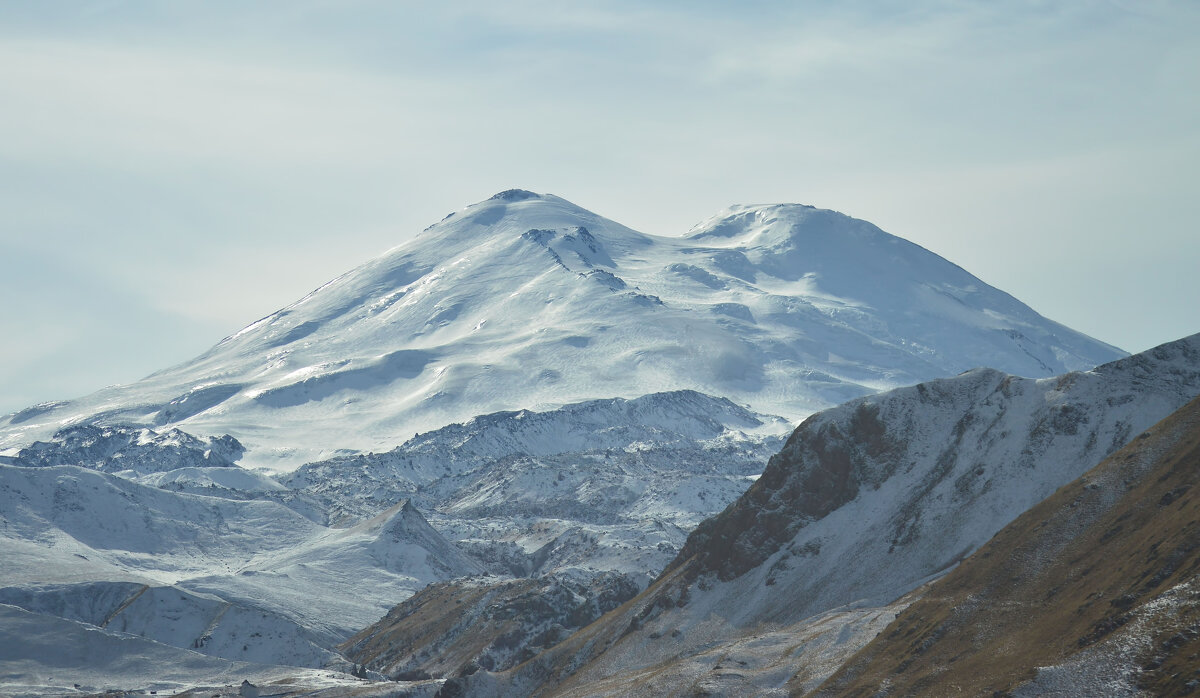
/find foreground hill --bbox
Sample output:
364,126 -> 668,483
458,333 -> 1199,696
0,190 -> 1122,469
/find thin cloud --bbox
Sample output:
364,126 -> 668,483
0,1 -> 1197,412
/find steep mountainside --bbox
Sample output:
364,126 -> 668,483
814,393 -> 1200,697
465,334 -> 1200,697
662,334 -> 1200,624
0,190 -> 1123,469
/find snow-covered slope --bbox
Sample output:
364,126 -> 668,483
0,582 -> 338,668
470,333 -> 1200,697
0,462 -> 484,670
0,190 -> 1123,470
0,603 -> 375,697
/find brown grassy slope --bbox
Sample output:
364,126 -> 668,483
435,562 -> 700,697
340,579 -> 500,680
809,394 -> 1200,697
340,574 -> 637,681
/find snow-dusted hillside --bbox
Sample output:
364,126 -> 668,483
342,572 -> 641,681
0,190 -> 1123,469
664,335 -> 1200,626
282,390 -> 785,580
472,333 -> 1200,697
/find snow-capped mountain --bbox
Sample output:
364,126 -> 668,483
467,333 -> 1200,697
0,190 -> 1123,470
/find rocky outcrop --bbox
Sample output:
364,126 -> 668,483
8,423 -> 244,474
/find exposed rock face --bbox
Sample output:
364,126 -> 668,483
672,399 -> 895,582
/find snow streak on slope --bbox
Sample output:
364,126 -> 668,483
0,191 -> 1124,469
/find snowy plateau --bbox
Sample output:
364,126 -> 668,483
0,189 -> 1150,696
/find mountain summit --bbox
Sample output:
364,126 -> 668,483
0,191 -> 1124,468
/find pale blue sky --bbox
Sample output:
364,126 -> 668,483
2,1 -> 1198,414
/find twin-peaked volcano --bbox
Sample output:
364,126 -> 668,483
0,190 -> 1124,468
